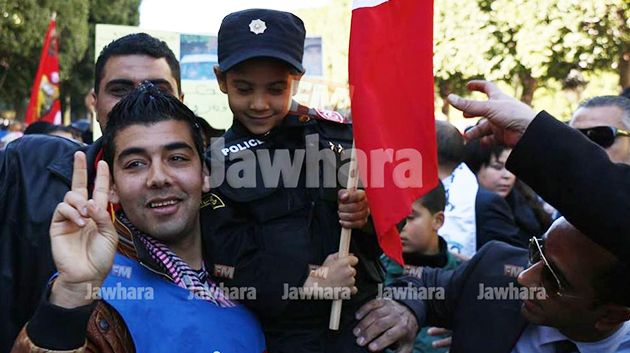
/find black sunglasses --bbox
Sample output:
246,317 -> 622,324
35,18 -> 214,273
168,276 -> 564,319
578,126 -> 630,148
528,237 -> 584,299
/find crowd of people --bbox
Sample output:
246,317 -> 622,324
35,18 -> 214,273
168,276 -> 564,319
0,119 -> 93,149
0,7 -> 629,353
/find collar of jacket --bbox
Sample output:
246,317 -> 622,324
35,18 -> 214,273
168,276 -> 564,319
112,213 -> 175,281
47,137 -> 104,194
228,114 -> 315,139
402,236 -> 450,268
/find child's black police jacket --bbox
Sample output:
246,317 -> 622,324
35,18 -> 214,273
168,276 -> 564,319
201,108 -> 384,352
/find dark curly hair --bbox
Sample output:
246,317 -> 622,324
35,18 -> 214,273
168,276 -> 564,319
102,82 -> 204,176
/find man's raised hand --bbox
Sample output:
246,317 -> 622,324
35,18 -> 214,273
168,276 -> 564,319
447,80 -> 537,147
49,151 -> 118,308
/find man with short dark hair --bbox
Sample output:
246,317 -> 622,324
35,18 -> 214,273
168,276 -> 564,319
435,120 -> 478,255
11,84 -> 266,353
355,218 -> 630,353
0,33 -> 183,351
569,95 -> 630,165
436,120 -> 520,257
91,33 -> 183,126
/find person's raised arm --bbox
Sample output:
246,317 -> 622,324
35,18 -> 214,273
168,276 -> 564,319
13,152 -> 118,352
448,80 -> 630,262
447,80 -> 536,147
49,151 -> 117,308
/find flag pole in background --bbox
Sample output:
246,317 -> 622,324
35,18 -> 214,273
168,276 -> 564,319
25,12 -> 61,125
329,0 -> 438,329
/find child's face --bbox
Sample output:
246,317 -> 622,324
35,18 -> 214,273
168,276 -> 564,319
215,58 -> 302,135
400,203 -> 443,254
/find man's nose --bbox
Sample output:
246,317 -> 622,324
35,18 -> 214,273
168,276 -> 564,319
146,162 -> 172,188
517,261 -> 543,289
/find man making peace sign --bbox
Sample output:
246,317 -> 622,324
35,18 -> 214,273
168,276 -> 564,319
12,83 -> 266,353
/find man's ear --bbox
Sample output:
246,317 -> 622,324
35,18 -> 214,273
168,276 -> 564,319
290,73 -> 304,96
202,163 -> 211,193
432,211 -> 445,232
214,65 -> 228,94
594,304 -> 630,331
92,89 -> 103,127
179,91 -> 185,102
109,184 -> 120,204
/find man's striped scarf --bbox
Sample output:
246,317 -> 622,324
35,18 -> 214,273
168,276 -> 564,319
118,211 -> 234,308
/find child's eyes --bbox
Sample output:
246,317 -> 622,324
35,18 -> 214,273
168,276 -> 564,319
236,87 -> 253,94
269,88 -> 286,95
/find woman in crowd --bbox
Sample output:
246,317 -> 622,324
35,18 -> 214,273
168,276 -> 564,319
464,138 -> 552,247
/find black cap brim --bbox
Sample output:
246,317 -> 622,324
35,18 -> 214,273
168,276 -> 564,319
218,47 -> 305,73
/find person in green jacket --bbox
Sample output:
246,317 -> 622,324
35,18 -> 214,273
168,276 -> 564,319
381,181 -> 463,353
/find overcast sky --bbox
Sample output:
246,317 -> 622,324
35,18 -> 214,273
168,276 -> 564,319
139,0 -> 331,34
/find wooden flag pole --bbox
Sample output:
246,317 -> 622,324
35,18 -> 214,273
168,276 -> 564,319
329,141 -> 359,330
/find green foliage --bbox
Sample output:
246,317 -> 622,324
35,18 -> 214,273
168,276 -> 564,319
0,0 -> 86,111
296,0 -> 352,83
67,0 -> 140,119
296,0 -> 627,120
0,0 -> 139,118
434,0 -> 494,92
436,0 -> 629,105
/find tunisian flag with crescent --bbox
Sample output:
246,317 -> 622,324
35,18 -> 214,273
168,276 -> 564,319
349,0 -> 437,265
25,13 -> 61,125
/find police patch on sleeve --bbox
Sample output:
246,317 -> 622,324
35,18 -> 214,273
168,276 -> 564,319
313,108 -> 346,124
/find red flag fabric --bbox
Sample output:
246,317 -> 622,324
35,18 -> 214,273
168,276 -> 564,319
349,0 -> 437,265
25,14 -> 61,125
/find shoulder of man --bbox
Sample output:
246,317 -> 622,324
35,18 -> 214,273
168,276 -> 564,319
3,134 -> 84,172
472,241 -> 528,277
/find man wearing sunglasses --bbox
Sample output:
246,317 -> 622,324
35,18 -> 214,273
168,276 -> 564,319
351,81 -> 630,352
569,95 -> 630,165
354,217 -> 630,353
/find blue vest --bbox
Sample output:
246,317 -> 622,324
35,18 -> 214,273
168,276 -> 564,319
100,253 -> 266,353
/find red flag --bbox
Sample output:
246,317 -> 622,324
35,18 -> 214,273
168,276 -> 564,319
349,0 -> 437,265
25,13 -> 61,125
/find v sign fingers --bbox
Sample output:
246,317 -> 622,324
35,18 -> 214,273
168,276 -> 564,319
49,155 -> 117,309
71,151 -> 89,199
92,160 -> 110,210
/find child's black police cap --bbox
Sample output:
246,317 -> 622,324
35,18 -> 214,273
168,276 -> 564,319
218,8 -> 306,73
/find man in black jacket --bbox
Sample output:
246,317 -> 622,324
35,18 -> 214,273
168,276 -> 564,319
355,218 -> 630,353
0,33 -> 182,352
351,80 -> 630,351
